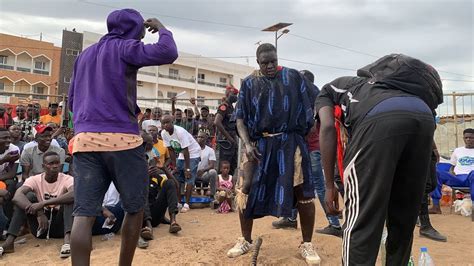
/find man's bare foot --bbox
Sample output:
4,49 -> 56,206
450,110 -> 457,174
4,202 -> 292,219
0,238 -> 15,254
428,205 -> 442,214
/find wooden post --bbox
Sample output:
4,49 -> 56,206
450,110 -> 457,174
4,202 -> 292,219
453,92 -> 458,148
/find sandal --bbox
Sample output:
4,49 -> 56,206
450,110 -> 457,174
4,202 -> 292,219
137,237 -> 149,249
140,227 -> 154,240
169,223 -> 182,234
60,243 -> 71,258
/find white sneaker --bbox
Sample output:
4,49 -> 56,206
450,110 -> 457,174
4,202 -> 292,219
227,237 -> 253,258
299,242 -> 321,265
181,203 -> 190,213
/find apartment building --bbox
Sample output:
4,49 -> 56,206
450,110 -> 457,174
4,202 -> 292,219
0,33 -> 61,106
80,31 -> 254,112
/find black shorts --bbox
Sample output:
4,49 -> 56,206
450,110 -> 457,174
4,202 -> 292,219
72,145 -> 148,216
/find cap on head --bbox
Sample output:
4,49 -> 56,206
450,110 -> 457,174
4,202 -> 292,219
201,106 -> 209,111
35,124 -> 53,136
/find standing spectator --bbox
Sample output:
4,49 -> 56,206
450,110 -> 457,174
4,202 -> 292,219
0,104 -> 13,129
68,8 -> 177,266
39,103 -> 61,125
138,108 -> 152,130
215,86 -> 239,176
20,125 -> 65,180
161,115 -> 201,213
0,151 -> 74,258
196,131 -> 217,197
20,104 -> 40,141
12,105 -> 26,124
142,107 -> 162,132
8,125 -> 25,152
197,106 -> 215,145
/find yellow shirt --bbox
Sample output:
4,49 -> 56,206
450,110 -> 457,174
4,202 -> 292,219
39,114 -> 61,125
153,139 -> 169,167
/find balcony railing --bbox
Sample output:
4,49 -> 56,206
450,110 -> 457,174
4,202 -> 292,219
33,69 -> 49,75
138,70 -> 156,77
16,67 -> 31,73
0,64 -> 14,70
158,73 -> 195,83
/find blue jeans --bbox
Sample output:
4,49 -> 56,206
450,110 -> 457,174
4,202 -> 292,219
177,157 -> 200,185
431,169 -> 473,205
310,151 -> 340,227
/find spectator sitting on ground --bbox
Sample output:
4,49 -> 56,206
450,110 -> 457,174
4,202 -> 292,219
39,103 -> 61,125
0,182 -> 10,239
8,125 -> 25,152
140,132 -> 181,245
196,131 -> 217,197
20,124 -> 65,181
0,151 -> 74,258
92,183 -> 124,236
161,114 -> 201,213
430,128 -> 474,214
215,160 -> 235,214
142,107 -> 162,132
148,125 -> 170,168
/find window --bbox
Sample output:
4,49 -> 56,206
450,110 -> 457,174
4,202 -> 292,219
64,76 -> 71,83
34,61 -> 46,70
169,68 -> 179,79
219,77 -> 227,84
33,85 -> 45,94
198,73 -> 205,81
137,81 -> 144,87
157,91 -> 163,98
0,55 -> 7,65
167,92 -> 177,98
0,82 -> 4,91
66,49 -> 79,56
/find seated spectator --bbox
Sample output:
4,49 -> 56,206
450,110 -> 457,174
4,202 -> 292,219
39,103 -> 61,125
8,125 -> 25,152
92,183 -> 124,236
215,161 -> 234,214
0,151 -> 74,258
430,128 -> 474,214
148,126 -> 170,168
140,132 -> 181,243
20,124 -> 65,181
196,132 -> 217,197
161,115 -> 201,213
0,128 -> 20,221
142,107 -> 162,132
0,182 -> 10,239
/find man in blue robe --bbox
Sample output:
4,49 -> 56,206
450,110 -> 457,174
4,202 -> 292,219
227,43 -> 320,265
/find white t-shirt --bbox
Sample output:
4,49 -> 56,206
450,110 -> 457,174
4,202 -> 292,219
103,183 -> 120,207
23,139 -> 60,151
198,145 -> 216,171
0,144 -> 20,174
142,120 -> 161,132
450,146 -> 474,175
161,125 -> 201,160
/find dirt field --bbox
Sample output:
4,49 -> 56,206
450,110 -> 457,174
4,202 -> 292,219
0,204 -> 472,265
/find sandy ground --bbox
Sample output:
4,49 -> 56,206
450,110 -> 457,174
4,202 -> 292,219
0,205 -> 472,265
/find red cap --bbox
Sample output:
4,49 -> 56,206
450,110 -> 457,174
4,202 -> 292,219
225,85 -> 239,95
35,124 -> 53,135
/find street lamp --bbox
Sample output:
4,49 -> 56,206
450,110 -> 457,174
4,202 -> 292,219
262,22 -> 292,51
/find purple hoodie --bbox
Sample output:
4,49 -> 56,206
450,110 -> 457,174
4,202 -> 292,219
69,9 -> 178,135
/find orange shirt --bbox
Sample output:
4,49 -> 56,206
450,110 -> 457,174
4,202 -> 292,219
153,139 -> 169,167
39,114 -> 61,125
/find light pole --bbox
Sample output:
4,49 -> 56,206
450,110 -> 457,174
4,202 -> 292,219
262,22 -> 292,51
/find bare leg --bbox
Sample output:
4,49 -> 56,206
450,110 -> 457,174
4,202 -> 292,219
185,184 -> 193,205
119,210 -> 144,266
71,216 -> 96,266
239,210 -> 253,242
295,185 -> 315,242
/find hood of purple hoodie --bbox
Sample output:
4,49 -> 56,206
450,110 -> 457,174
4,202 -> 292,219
101,9 -> 144,41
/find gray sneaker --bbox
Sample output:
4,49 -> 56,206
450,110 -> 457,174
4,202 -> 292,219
272,218 -> 297,229
227,237 -> 253,258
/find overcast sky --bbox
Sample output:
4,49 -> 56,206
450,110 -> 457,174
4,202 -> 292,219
1,0 -> 473,93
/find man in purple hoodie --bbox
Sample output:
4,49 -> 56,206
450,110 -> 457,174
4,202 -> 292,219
68,9 -> 178,266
